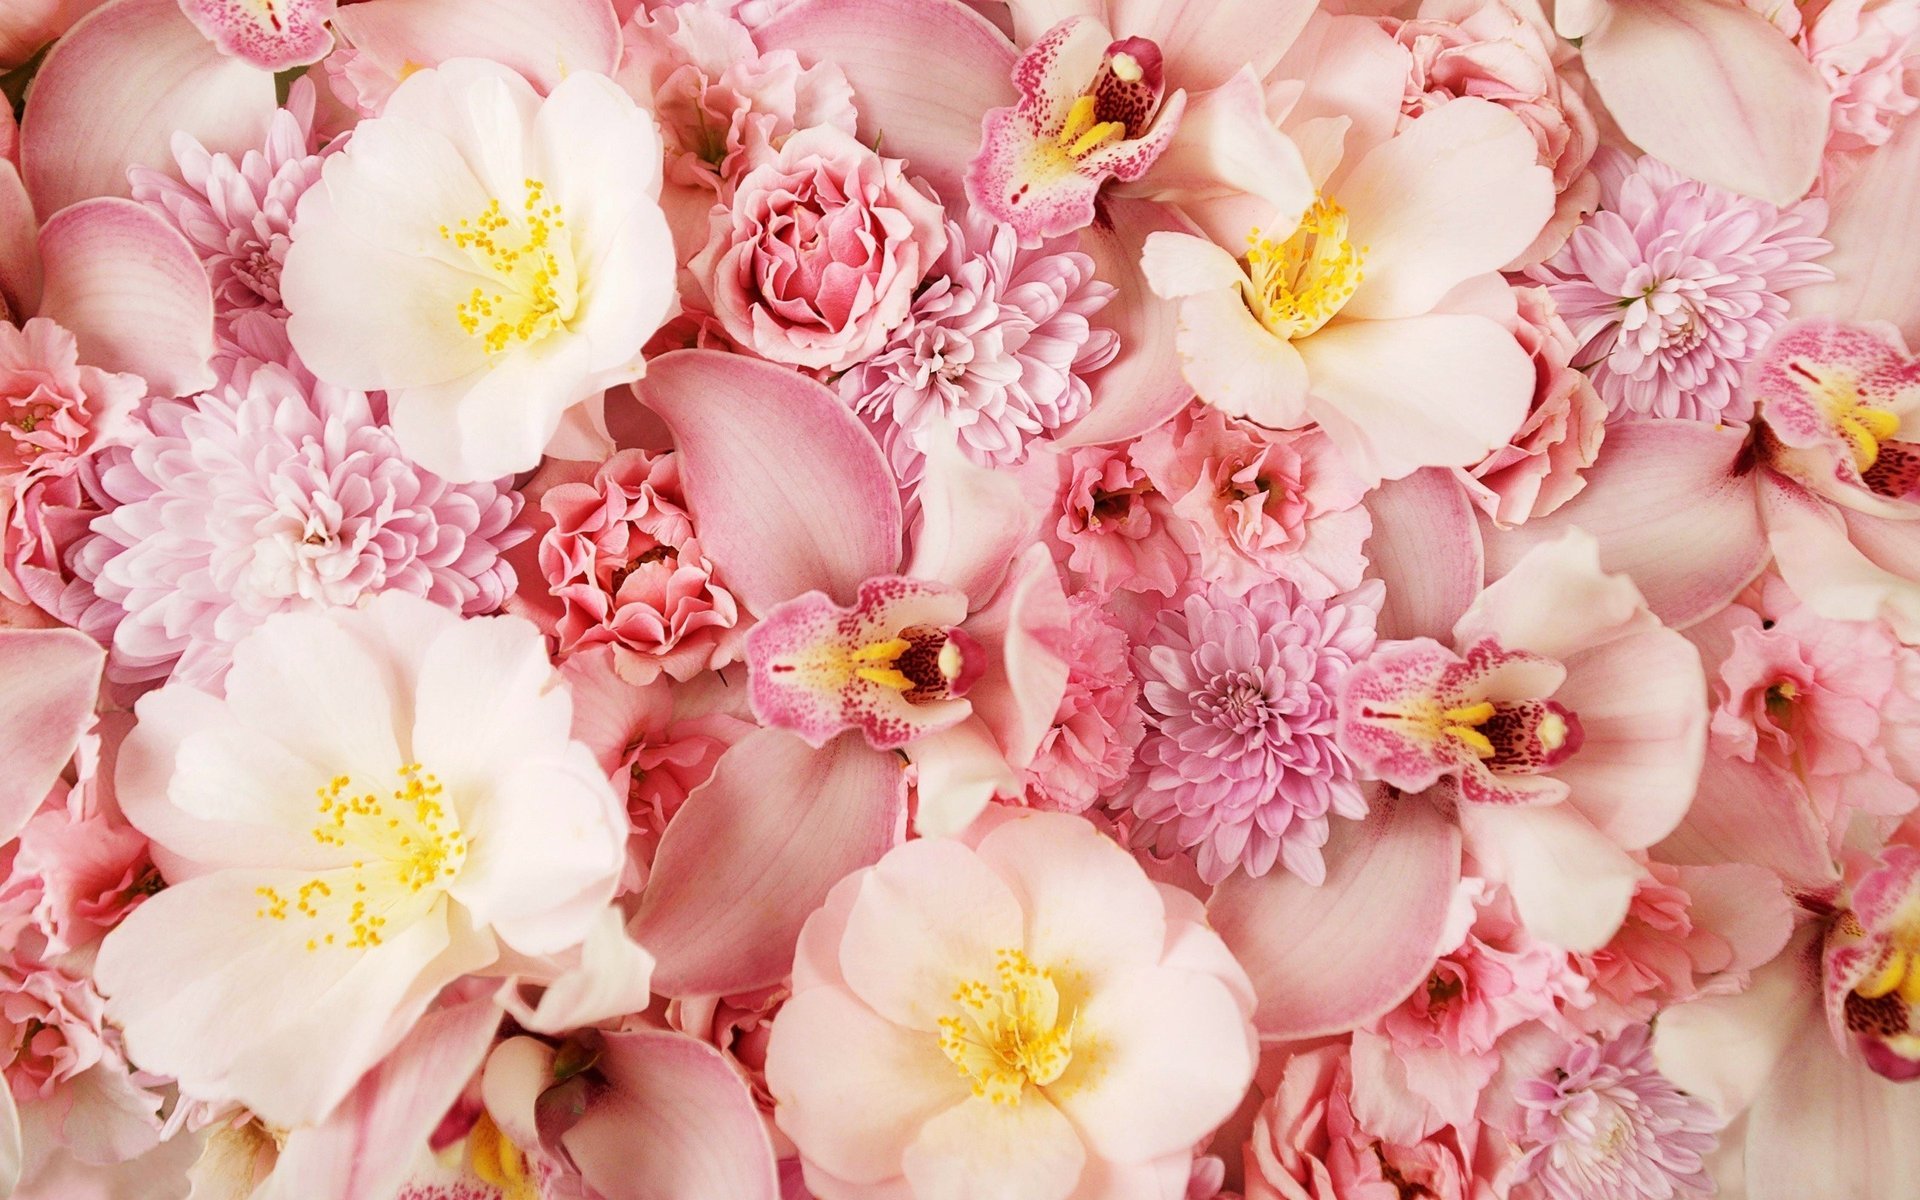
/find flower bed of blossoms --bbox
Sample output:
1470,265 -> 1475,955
1,0 -> 1919,1196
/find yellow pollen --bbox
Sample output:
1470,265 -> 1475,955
469,1113 -> 540,1200
936,949 -> 1076,1105
1244,195 -> 1364,340
1858,925 -> 1920,1005
1055,95 -> 1125,161
1438,701 -> 1497,759
441,178 -> 576,356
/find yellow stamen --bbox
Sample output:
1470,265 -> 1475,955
442,178 -> 575,355
937,949 -> 1077,1105
1244,196 -> 1364,339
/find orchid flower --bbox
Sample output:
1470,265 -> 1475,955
625,350 -> 1071,1000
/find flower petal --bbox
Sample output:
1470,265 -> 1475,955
1457,802 -> 1637,952
0,628 -> 101,845
331,0 -> 621,95
0,162 -> 41,321
1655,754 -> 1837,886
176,0 -> 335,70
959,544 -> 1072,773
1108,0 -> 1315,92
901,1093 -> 1085,1200
1362,468 -> 1485,642
1789,106 -> 1920,341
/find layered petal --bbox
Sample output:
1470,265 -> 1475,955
1459,802 -> 1638,952
330,0 -> 621,97
1789,102 -> 1920,341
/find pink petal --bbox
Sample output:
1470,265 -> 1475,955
755,0 -> 1016,200
19,0 -> 275,217
175,0 -> 336,70
1056,198 -> 1194,446
1458,802 -> 1638,952
566,1028 -> 780,1200
1789,107 -> 1920,342
1579,0 -> 1828,206
1108,0 -> 1315,93
904,432 -> 1038,608
1128,66 -> 1312,220
904,719 -> 1021,836
956,543 -> 1071,773
901,1095 -> 1085,1200
1764,476 -> 1920,642
35,197 -> 216,396
0,628 -> 102,845
1654,754 -> 1837,886
1362,468 -> 1485,642
330,0 -> 620,95
634,350 -> 902,614
1207,788 -> 1461,1039
1652,933 -> 1816,1118
1480,419 -> 1766,630
255,996 -> 501,1200
0,162 -> 41,321
631,729 -> 906,997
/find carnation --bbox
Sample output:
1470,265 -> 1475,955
0,317 -> 141,487
1021,592 -> 1143,814
73,361 -> 522,689
1528,150 -> 1834,422
1047,442 -> 1196,597
1122,577 -> 1381,885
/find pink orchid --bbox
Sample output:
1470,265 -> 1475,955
626,351 -> 1070,999
174,0 -> 336,70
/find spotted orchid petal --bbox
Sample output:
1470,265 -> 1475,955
1748,318 -> 1920,514
966,16 -> 1188,244
1821,845 -> 1920,1080
746,577 -> 979,752
175,0 -> 336,69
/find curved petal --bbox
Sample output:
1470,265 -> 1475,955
0,628 -> 101,845
904,429 -> 1039,608
1788,104 -> 1920,342
0,1083 -> 15,1200
1458,802 -> 1637,952
1651,933 -> 1815,1120
1456,528 -> 1647,663
631,728 -> 906,997
901,1094 -> 1085,1200
1137,67 -> 1312,221
1654,754 -> 1837,886
634,350 -> 903,613
1480,420 -> 1766,630
755,0 -> 1016,200
20,0 -> 275,216
908,719 -> 1021,837
1579,0 -> 1827,206
1057,199 -> 1196,447
1340,98 -> 1555,322
1765,478 -> 1920,644
567,1028 -> 780,1200
0,162 -> 41,322
1300,312 -> 1532,483
35,196 -> 215,396
1207,789 -> 1461,1039
1109,0 -> 1315,93
176,0 -> 335,70
331,0 -> 620,96
958,543 -> 1072,772
1362,468 -> 1485,642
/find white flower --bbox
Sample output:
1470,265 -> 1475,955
94,593 -> 628,1127
283,59 -> 676,482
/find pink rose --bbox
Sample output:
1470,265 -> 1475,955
0,318 -> 141,486
1385,0 -> 1599,265
691,125 -> 947,371
1456,286 -> 1606,528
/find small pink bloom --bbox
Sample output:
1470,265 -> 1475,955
1133,405 -> 1372,600
966,16 -> 1187,242
1803,0 -> 1920,156
1046,442 -> 1195,597
1457,285 -> 1607,528
1528,150 -> 1833,422
1020,591 -> 1143,814
0,318 -> 141,487
691,125 -> 946,372
0,803 -> 156,963
0,955 -> 162,1163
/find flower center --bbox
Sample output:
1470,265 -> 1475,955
937,948 -> 1076,1104
253,764 -> 467,952
441,178 -> 578,356
1245,196 -> 1365,339
781,623 -> 981,707
1785,359 -> 1904,475
1052,39 -> 1162,161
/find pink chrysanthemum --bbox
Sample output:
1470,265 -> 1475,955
1515,1025 -> 1720,1200
841,212 -> 1118,475
72,361 -> 522,688
130,81 -> 326,350
1022,592 -> 1144,814
1122,577 -> 1381,885
1528,151 -> 1833,422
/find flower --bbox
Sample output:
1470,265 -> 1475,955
282,59 -> 676,481
0,317 -> 141,486
73,360 -> 521,689
692,124 -> 945,372
1819,843 -> 1920,1080
1384,0 -> 1600,265
1803,0 -> 1920,156
1124,576 -> 1382,885
1527,150 -> 1834,422
516,449 -> 746,684
0,954 -> 162,1163
175,0 -> 336,70
131,81 -> 326,351
1020,592 -> 1143,814
840,212 -> 1117,475
1047,442 -> 1196,597
763,810 -> 1257,1198
1514,1026 -> 1720,1200
1457,285 -> 1607,528
94,592 -> 630,1126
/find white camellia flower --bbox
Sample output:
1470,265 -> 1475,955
283,59 -> 676,482
94,593 -> 629,1127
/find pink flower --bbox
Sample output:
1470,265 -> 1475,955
1133,406 -> 1372,600
840,212 -> 1117,475
764,811 -> 1257,1198
517,450 -> 746,685
1124,576 -> 1382,885
1456,286 -> 1607,528
1820,842 -> 1920,1080
1803,0 -> 1920,156
1384,0 -> 1599,265
1046,442 -> 1195,597
73,360 -> 522,688
691,125 -> 946,372
0,955 -> 161,1163
0,318 -> 141,487
1514,1026 -> 1720,1200
130,83 -> 326,353
1020,592 -> 1143,814
1527,150 -> 1834,422
0,802 -> 156,964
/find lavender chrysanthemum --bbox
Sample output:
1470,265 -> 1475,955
1122,577 -> 1381,885
1515,1025 -> 1721,1200
1528,150 -> 1833,423
841,211 -> 1119,476
72,361 -> 523,688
